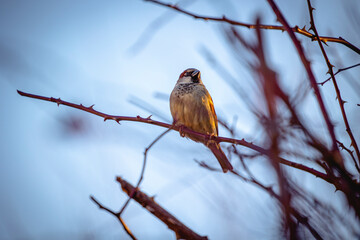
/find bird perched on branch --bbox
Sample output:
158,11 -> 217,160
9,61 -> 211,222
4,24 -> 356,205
170,68 -> 233,173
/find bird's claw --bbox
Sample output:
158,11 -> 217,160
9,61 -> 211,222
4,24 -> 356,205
179,125 -> 186,137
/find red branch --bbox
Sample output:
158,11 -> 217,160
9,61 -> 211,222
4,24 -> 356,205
319,63 -> 360,86
145,0 -> 360,55
17,90 -> 331,183
117,177 -> 208,240
266,0 -> 341,163
306,0 -> 360,165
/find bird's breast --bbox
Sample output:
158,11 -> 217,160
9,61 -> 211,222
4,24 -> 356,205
170,83 -> 218,141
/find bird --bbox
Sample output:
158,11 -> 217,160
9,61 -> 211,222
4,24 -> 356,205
170,68 -> 233,173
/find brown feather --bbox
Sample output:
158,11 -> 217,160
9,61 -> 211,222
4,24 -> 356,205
170,79 -> 233,173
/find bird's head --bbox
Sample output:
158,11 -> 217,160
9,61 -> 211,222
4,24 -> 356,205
177,68 -> 202,84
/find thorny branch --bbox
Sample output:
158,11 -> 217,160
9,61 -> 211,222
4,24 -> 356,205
197,161 -> 323,239
116,177 -> 208,240
145,0 -> 360,55
306,0 -> 360,166
337,140 -> 360,174
17,90 -> 330,183
319,63 -> 360,86
266,0 -> 341,164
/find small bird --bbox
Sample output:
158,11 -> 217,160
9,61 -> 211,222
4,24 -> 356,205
170,68 -> 233,173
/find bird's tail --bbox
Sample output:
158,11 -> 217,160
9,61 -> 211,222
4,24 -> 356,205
208,142 -> 233,173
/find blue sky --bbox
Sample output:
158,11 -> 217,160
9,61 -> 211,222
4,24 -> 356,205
1,0 -> 359,239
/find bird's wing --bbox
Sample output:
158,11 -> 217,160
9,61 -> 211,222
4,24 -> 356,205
208,94 -> 219,136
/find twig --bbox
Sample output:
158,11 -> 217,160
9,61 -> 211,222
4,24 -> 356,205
319,63 -> 360,86
337,140 -> 360,174
116,177 -> 208,240
118,128 -> 172,216
195,159 -> 324,240
231,164 -> 322,239
145,0 -> 360,55
266,0 -> 341,163
90,196 -> 137,240
17,90 -> 331,183
306,0 -> 360,165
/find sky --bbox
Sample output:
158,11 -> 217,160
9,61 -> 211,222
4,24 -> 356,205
0,0 -> 359,239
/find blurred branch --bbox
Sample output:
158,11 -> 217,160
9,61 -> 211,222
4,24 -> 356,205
266,0 -> 341,164
196,160 -> 323,239
306,0 -> 360,167
318,63 -> 360,86
116,176 -> 208,240
337,140 -> 360,173
90,196 -> 137,240
17,90 -> 331,183
145,0 -> 360,55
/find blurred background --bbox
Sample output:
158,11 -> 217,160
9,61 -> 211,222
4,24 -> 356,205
1,0 -> 359,239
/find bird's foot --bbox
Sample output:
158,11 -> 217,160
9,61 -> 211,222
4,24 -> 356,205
205,133 -> 216,147
178,125 -> 186,138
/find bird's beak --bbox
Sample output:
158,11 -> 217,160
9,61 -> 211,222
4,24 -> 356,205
191,70 -> 200,77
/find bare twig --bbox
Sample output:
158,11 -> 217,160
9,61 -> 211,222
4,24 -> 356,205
319,63 -> 360,86
90,196 -> 137,240
116,177 -> 208,240
196,160 -> 323,239
266,0 -> 341,164
17,90 -> 331,183
337,140 -> 360,174
145,0 -> 360,55
306,0 -> 360,165
118,128 -> 172,216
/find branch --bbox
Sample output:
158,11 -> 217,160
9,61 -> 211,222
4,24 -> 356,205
318,63 -> 360,86
266,0 -> 341,164
306,0 -> 360,166
145,0 -> 360,55
90,196 -> 137,240
337,140 -> 360,174
196,160 -> 323,239
116,177 -> 208,240
17,90 -> 331,183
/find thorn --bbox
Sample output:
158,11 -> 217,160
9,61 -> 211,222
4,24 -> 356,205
50,98 -> 62,106
150,195 -> 156,201
342,100 -> 347,105
311,7 -> 316,11
115,119 -> 121,125
104,117 -> 110,122
301,25 -> 306,31
89,104 -> 95,109
146,115 -> 152,120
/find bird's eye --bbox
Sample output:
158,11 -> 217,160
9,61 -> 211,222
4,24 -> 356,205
191,71 -> 200,83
